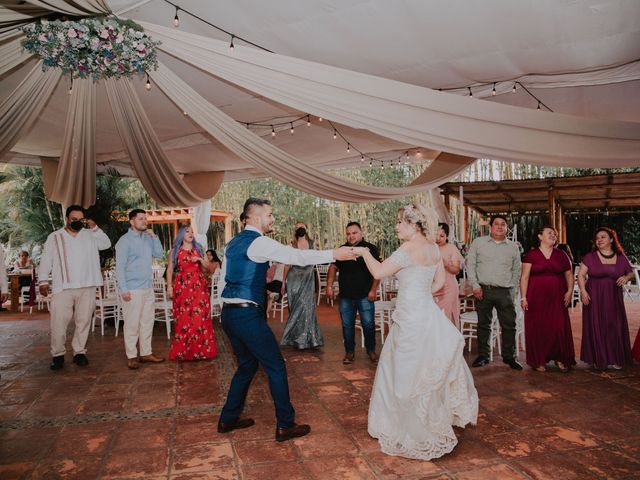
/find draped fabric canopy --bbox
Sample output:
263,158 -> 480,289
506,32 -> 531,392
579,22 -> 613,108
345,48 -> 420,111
0,0 -> 639,207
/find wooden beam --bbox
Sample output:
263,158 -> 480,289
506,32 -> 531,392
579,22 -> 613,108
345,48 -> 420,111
548,188 -> 557,229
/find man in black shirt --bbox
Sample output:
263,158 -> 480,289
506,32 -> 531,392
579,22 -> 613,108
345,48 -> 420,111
327,222 -> 380,364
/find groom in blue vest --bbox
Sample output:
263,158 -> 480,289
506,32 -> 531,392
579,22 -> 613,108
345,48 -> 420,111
217,197 -> 358,441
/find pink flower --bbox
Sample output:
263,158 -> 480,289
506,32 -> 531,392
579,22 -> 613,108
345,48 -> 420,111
38,33 -> 47,42
67,28 -> 77,38
99,30 -> 109,39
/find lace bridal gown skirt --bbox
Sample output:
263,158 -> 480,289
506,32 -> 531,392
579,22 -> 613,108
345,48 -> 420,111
367,298 -> 479,461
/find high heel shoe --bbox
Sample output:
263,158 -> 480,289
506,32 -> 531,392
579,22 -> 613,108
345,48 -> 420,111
534,366 -> 546,372
554,361 -> 569,373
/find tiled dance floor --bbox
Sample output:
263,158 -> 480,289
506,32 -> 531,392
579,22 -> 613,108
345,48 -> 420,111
0,302 -> 639,479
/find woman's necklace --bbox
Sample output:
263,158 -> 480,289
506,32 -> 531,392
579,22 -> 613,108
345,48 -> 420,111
598,250 -> 616,259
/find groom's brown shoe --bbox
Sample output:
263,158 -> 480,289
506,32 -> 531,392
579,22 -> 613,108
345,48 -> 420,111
367,351 -> 379,364
275,423 -> 310,442
217,417 -> 255,433
342,352 -> 355,365
139,354 -> 165,363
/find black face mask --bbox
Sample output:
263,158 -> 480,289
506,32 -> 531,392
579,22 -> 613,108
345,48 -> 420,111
68,220 -> 84,231
295,227 -> 307,238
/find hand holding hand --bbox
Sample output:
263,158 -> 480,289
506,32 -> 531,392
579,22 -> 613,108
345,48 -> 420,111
121,292 -> 132,302
333,246 -> 358,261
191,256 -> 202,263
352,247 -> 369,257
473,287 -> 483,301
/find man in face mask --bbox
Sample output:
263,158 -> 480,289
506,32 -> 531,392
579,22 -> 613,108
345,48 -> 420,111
38,205 -> 111,370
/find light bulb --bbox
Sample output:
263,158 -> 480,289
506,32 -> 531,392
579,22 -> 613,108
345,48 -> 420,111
306,116 -> 311,127
361,155 -> 364,162
271,126 -> 275,137
405,151 -> 409,160
173,7 -> 179,27
468,87 -> 472,97
492,83 -> 496,96
290,123 -> 294,135
369,160 -> 373,168
318,117 -> 323,122
145,75 -> 151,90
346,144 -> 350,152
333,130 -> 337,140
381,161 -> 385,170
512,83 -> 516,93
68,86 -> 73,95
229,35 -> 235,51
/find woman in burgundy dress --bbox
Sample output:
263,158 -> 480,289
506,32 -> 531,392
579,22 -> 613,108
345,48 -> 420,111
633,330 -> 640,363
520,226 -> 575,372
167,226 -> 218,361
578,227 -> 634,370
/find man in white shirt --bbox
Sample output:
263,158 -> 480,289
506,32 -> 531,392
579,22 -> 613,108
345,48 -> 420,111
217,198 -> 357,442
39,205 -> 111,370
0,245 -> 8,309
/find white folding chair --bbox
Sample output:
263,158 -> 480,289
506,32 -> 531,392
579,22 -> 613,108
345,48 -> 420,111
271,293 -> 288,323
93,285 -> 120,336
210,270 -> 223,319
315,264 -> 331,305
460,308 -> 501,359
373,300 -> 395,345
152,277 -> 173,339
18,286 -> 32,314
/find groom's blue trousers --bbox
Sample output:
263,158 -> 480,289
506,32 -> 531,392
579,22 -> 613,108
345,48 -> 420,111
219,305 -> 295,429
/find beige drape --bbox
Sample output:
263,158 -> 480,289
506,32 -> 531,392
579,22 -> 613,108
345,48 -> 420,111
0,60 -> 61,159
150,63 -> 475,203
0,33 -> 31,75
104,77 -> 205,207
0,0 -> 110,26
143,23 -> 640,168
49,77 -> 96,207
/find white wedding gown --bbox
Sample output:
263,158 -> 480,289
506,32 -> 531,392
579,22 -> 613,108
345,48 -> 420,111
368,247 -> 479,461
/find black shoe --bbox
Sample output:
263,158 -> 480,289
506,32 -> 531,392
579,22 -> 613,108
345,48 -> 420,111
50,355 -> 64,370
72,354 -> 89,366
275,423 -> 311,442
217,417 -> 255,433
503,357 -> 523,370
472,355 -> 489,368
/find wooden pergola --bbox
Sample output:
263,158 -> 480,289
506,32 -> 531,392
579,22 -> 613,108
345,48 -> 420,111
440,172 -> 640,243
114,208 -> 234,243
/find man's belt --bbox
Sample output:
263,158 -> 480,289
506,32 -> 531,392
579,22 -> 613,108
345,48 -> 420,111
223,302 -> 260,309
479,284 -> 510,290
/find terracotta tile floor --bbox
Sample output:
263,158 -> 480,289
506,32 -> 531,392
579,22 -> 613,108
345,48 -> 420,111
0,301 -> 639,479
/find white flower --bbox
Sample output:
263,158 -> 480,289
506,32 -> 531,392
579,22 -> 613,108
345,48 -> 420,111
68,28 -> 77,38
115,33 -> 124,44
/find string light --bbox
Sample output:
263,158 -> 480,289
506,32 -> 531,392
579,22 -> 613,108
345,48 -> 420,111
306,115 -> 311,127
145,73 -> 151,91
537,101 -> 541,110
467,87 -> 472,97
405,151 -> 409,160
271,125 -> 275,137
68,77 -> 73,95
381,161 -> 385,170
229,35 -> 235,51
512,83 -> 517,93
173,6 -> 180,27
492,83 -> 496,96
318,117 -> 323,122
333,129 -> 337,140
369,159 -> 373,168
346,144 -> 350,152
290,122 -> 294,134
361,154 -> 365,162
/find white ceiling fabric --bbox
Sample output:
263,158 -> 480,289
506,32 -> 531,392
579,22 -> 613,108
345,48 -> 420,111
0,0 -> 639,200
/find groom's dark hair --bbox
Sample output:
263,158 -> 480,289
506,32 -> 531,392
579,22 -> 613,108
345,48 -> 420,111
242,197 -> 271,220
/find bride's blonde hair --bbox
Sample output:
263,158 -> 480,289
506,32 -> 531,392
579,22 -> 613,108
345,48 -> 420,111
399,203 -> 439,242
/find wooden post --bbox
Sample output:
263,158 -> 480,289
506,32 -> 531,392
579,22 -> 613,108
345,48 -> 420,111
556,204 -> 563,242
548,188 -> 557,230
224,217 -> 233,244
459,186 -> 465,243
561,209 -> 567,244
173,220 -> 179,240
464,206 -> 470,245
443,193 -> 450,210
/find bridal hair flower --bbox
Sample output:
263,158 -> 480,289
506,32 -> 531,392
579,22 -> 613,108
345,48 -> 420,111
21,17 -> 160,80
401,203 -> 439,242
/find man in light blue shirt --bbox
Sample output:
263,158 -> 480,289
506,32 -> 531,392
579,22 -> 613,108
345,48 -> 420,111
115,209 -> 165,370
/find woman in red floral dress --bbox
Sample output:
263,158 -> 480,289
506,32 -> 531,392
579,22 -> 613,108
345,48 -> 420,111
167,226 -> 218,360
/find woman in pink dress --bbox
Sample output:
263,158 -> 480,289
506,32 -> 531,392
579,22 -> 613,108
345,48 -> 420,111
578,227 -> 634,370
520,226 -> 575,372
435,223 -> 463,328
167,226 -> 218,361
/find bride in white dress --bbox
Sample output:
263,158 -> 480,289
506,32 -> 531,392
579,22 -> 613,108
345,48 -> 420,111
354,203 -> 478,461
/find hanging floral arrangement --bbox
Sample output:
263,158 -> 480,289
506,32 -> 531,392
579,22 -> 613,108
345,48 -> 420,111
21,16 -> 160,80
